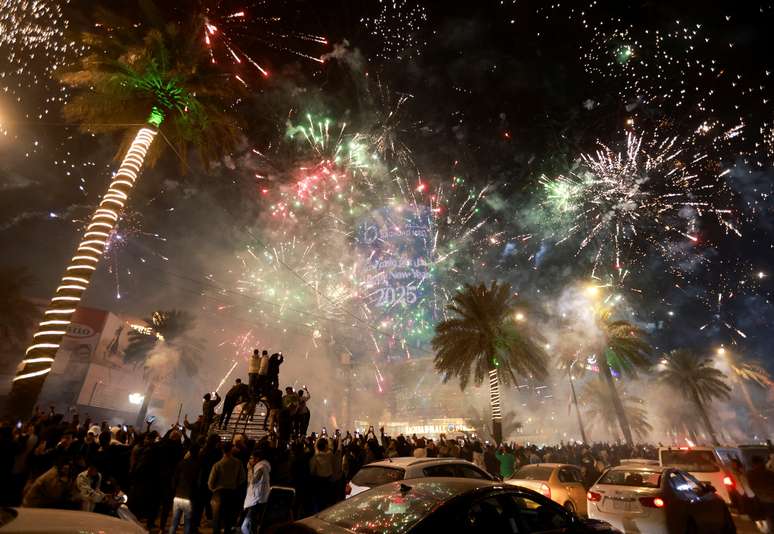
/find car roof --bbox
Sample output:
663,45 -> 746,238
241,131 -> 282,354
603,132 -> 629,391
606,464 -> 670,472
517,463 -> 576,469
360,457 -> 478,468
659,446 -> 715,452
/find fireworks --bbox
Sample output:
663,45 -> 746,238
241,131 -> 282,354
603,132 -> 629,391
198,1 -> 327,81
543,131 -> 738,276
361,0 -> 428,61
0,0 -> 84,111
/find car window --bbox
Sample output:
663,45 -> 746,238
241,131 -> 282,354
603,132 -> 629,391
660,450 -> 720,473
502,492 -> 572,533
465,496 -> 511,533
513,465 -> 553,481
351,466 -> 404,487
558,468 -> 582,484
669,471 -> 701,498
456,464 -> 489,480
423,464 -> 458,478
597,469 -> 662,488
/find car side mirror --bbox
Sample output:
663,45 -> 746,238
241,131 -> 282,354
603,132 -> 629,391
700,481 -> 717,494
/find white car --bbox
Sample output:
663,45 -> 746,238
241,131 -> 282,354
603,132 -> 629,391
0,507 -> 146,533
347,457 -> 495,498
658,447 -> 737,504
587,464 -> 734,534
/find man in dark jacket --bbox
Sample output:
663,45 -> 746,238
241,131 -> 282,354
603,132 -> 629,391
220,380 -> 249,430
202,392 -> 221,431
267,353 -> 284,390
170,443 -> 201,534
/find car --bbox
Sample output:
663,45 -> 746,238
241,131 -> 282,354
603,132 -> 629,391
587,464 -> 734,534
0,507 -> 147,533
278,477 -> 621,533
347,457 -> 495,498
658,447 -> 737,504
735,444 -> 770,469
506,463 -> 588,516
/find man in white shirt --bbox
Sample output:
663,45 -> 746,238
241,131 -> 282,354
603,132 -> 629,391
241,447 -> 271,534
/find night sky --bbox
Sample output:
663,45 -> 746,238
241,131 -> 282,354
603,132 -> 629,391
1,0 -> 772,372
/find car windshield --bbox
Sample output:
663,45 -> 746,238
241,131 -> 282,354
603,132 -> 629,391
598,469 -> 662,488
317,481 -> 457,534
660,450 -> 719,473
351,466 -> 404,488
512,465 -> 553,481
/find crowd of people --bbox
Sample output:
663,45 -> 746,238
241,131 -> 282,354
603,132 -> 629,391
2,350 -> 774,533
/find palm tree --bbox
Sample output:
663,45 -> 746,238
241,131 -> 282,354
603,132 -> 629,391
432,282 -> 548,444
595,308 -> 653,445
0,267 -> 39,349
658,349 -> 731,446
9,15 -> 242,416
124,310 -> 202,426
581,380 -> 652,442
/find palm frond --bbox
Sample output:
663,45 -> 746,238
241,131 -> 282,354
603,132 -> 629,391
432,282 -> 548,390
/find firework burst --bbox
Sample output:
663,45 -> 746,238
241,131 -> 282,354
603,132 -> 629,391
544,131 -> 738,276
198,1 -> 327,83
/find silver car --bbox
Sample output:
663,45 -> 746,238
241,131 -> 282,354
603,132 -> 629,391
347,457 -> 495,498
587,464 -> 734,534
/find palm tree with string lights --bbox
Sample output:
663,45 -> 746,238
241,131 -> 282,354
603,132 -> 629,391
432,282 -> 548,444
8,14 -> 243,416
124,310 -> 202,427
658,348 -> 731,446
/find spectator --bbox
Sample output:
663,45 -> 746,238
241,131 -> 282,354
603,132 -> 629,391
309,438 -> 333,513
208,442 -> 246,534
75,462 -> 105,512
248,349 -> 262,397
295,387 -> 311,437
221,379 -> 249,430
496,444 -> 516,479
169,443 -> 200,534
23,458 -> 74,508
242,446 -> 271,534
202,392 -> 221,430
268,353 -> 284,390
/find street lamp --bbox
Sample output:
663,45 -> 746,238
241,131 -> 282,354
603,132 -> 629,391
128,392 -> 144,405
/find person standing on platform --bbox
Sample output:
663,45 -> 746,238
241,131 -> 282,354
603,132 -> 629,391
248,350 -> 261,398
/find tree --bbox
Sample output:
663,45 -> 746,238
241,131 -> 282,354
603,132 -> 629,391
581,380 -> 652,442
124,310 -> 202,426
0,267 -> 39,349
658,348 -> 731,446
9,13 -> 243,416
596,308 -> 653,445
432,282 -> 548,444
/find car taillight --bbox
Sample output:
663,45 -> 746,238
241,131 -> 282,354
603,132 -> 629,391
640,496 -> 666,508
540,483 -> 551,499
587,491 -> 602,502
723,475 -> 735,488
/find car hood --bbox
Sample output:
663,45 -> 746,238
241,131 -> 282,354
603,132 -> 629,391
1,508 -> 146,533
